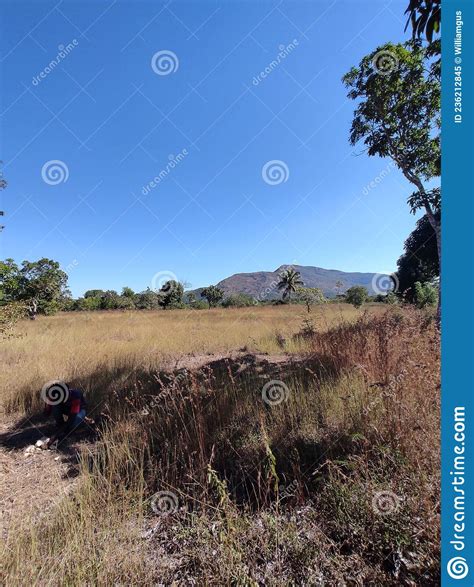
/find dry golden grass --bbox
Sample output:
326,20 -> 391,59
0,305 -> 440,585
0,303 -> 384,412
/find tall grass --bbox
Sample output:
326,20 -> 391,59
1,306 -> 439,585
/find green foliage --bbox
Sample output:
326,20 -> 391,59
397,212 -> 439,301
405,0 -> 440,43
133,288 -> 160,310
414,281 -> 438,308
295,287 -> 326,312
84,289 -> 105,299
221,293 -> 256,308
121,286 -> 135,298
343,41 -> 440,185
201,285 -> 224,308
158,280 -> 184,309
277,269 -> 304,301
0,257 -> 69,314
345,286 -> 369,308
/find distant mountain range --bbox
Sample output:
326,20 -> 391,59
190,265 -> 378,300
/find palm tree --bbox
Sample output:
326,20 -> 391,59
277,268 -> 303,301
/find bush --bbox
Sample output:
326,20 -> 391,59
221,293 -> 256,307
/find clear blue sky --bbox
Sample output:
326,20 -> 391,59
1,0 -> 420,297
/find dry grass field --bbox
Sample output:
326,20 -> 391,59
0,304 -> 440,585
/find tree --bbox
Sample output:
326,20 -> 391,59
221,293 -> 256,308
345,286 -> 368,308
135,288 -> 161,310
121,286 -> 135,298
414,281 -> 438,308
84,289 -> 105,299
158,280 -> 184,309
277,268 -> 303,301
296,287 -> 326,313
397,212 -> 439,302
201,285 -> 224,308
405,0 -> 440,43
20,258 -> 69,314
343,41 -> 440,318
0,259 -> 23,301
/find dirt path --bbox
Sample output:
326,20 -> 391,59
0,417 -> 92,541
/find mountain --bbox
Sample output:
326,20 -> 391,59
210,265 -> 378,300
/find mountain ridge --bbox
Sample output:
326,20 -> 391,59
191,264 -> 378,300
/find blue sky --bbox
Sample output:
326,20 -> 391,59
1,0 -> 419,297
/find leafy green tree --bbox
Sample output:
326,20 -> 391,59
343,41 -> 440,318
84,289 -> 105,299
397,212 -> 439,302
135,288 -> 161,310
277,268 -> 303,301
414,281 -> 438,308
296,287 -> 326,313
0,259 -> 23,301
158,280 -> 184,309
100,290 -> 120,310
221,293 -> 256,308
74,296 -> 102,311
201,285 -> 224,308
19,258 -> 69,314
121,286 -> 135,298
345,286 -> 369,308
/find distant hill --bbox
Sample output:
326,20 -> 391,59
190,265 -> 378,301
